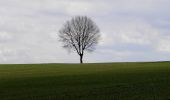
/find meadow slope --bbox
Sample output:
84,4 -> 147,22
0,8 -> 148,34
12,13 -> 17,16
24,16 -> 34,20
0,62 -> 170,100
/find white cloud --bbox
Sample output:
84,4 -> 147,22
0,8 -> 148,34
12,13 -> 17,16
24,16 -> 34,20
117,19 -> 159,45
97,16 -> 160,46
156,37 -> 170,52
0,32 -> 13,41
0,0 -> 170,63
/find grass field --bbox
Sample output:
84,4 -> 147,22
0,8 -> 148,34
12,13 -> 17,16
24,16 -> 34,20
0,62 -> 170,100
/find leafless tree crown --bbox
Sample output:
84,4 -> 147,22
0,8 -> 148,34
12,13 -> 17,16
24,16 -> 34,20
59,16 -> 100,56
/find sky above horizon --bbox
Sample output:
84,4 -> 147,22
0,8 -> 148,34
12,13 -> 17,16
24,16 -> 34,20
0,0 -> 170,63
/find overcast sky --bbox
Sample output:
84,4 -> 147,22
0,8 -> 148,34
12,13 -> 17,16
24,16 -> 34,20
0,0 -> 170,64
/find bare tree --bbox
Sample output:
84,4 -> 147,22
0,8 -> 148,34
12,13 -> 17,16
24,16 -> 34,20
58,16 -> 100,64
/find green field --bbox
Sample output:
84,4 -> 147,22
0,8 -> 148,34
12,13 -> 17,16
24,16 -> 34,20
0,62 -> 170,100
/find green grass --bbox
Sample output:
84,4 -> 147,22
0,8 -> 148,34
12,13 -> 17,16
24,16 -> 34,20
0,62 -> 170,100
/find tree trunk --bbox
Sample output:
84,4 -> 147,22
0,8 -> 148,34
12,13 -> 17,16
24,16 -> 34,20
80,54 -> 83,64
